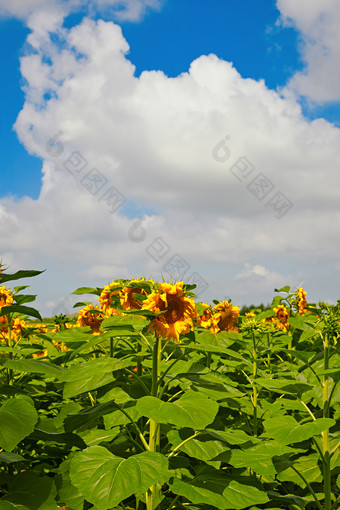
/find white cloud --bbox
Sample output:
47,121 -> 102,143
277,0 -> 340,102
0,0 -> 163,22
1,16 -> 340,314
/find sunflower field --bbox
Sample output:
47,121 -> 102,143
0,264 -> 340,510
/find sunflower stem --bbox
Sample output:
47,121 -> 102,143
146,334 -> 162,510
322,332 -> 332,510
252,332 -> 258,436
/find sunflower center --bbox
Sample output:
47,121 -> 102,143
161,296 -> 186,324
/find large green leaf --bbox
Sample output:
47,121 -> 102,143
263,415 -> 335,445
222,480 -> 269,509
0,451 -> 25,464
101,314 -> 149,332
65,400 -> 128,432
255,378 -> 313,396
137,392 -> 219,429
0,269 -> 44,284
0,503 -> 29,510
170,477 -> 269,510
0,397 -> 38,451
228,441 -> 294,475
4,359 -> 65,378
167,429 -> 226,464
59,357 -> 133,398
276,453 -> 322,487
0,305 -> 42,321
205,428 -> 257,446
1,471 -> 57,510
69,446 -> 169,509
27,429 -> 86,449
72,286 -> 102,296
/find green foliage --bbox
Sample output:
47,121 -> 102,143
0,266 -> 340,509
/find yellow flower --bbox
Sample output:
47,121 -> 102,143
99,282 -> 121,316
196,303 -> 213,329
11,318 -> 26,340
0,315 -> 8,339
120,278 -> 148,310
210,301 -> 240,334
273,304 -> 289,330
76,304 -> 104,335
141,282 -> 197,342
296,287 -> 308,315
0,286 -> 13,308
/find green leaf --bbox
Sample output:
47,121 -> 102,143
4,359 -> 65,378
65,401 -> 120,432
137,392 -> 219,429
255,378 -> 313,396
0,451 -> 25,464
167,430 -> 226,463
299,329 -> 318,342
205,428 -> 256,446
222,481 -> 269,509
274,286 -> 291,293
72,286 -> 102,296
287,316 -> 308,330
69,446 -> 169,509
276,453 -> 322,487
0,502 -> 29,510
101,314 -> 149,332
170,477 -> 269,509
0,305 -> 42,321
14,295 -> 37,306
1,471 -> 57,510
51,327 -> 92,343
228,441 -> 293,475
80,428 -> 119,446
27,429 -> 86,449
59,357 -> 133,398
0,397 -> 38,451
170,477 -> 227,509
0,269 -> 44,284
263,416 -> 335,445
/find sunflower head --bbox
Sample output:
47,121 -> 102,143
273,304 -> 289,330
296,287 -> 308,315
76,304 -> 104,334
210,301 -> 240,333
99,282 -> 121,316
141,282 -> 197,342
119,278 -> 151,310
196,303 -> 213,329
0,286 -> 13,308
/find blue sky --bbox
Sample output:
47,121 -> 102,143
1,0 -> 304,200
1,0 -> 340,314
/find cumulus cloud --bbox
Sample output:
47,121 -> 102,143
277,0 -> 340,102
1,16 -> 340,313
0,0 -> 163,22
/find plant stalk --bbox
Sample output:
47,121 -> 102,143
146,334 -> 162,510
322,332 -> 331,510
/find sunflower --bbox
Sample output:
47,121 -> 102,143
76,304 -> 104,335
196,303 -> 213,329
141,282 -> 197,342
273,304 -> 289,330
0,315 -> 8,341
296,287 -> 308,315
120,279 -> 149,310
0,286 -> 13,308
98,282 -> 121,316
11,318 -> 26,341
210,301 -> 240,334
